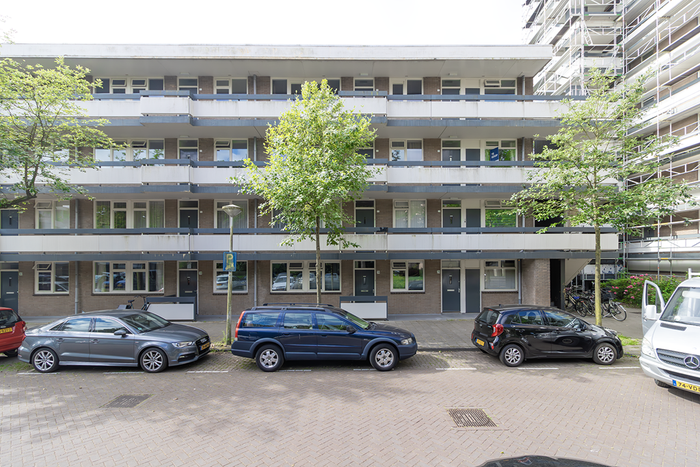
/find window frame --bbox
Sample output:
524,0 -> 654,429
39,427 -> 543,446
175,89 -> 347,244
483,260 -> 518,291
178,78 -> 198,93
390,78 -> 423,95
94,77 -> 164,94
213,260 -> 248,294
35,261 -> 70,294
390,139 -> 423,162
214,78 -> 248,95
270,261 -> 341,293
215,200 -> 248,229
93,261 -> 165,294
94,139 -> 164,162
35,200 -> 70,230
484,139 -> 517,162
393,199 -> 427,228
391,260 -> 425,292
94,200 -> 165,229
354,78 -> 375,91
214,139 -> 249,161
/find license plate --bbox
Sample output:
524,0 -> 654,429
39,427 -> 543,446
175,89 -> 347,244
475,338 -> 485,347
200,342 -> 210,351
673,380 -> 700,394
0,327 -> 11,334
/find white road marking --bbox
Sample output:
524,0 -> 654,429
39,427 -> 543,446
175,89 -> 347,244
18,372 -> 58,375
599,366 -> 639,370
187,370 -> 229,373
280,369 -> 312,372
103,371 -> 144,374
517,367 -> 559,370
436,368 -> 477,371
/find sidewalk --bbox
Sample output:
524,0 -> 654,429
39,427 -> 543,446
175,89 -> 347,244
24,308 -> 644,352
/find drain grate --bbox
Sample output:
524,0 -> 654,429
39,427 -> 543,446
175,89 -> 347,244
448,408 -> 497,427
103,394 -> 152,408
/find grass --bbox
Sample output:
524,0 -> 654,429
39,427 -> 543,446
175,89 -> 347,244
619,335 -> 640,346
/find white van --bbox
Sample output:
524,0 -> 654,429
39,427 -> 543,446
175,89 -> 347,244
640,270 -> 700,395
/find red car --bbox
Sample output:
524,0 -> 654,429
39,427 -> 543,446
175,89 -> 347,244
0,308 -> 26,357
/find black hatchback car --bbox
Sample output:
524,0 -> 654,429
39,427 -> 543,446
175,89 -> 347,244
471,305 -> 623,367
231,304 -> 418,372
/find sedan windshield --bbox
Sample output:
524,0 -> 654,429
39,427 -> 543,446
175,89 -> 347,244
661,287 -> 700,326
121,312 -> 170,333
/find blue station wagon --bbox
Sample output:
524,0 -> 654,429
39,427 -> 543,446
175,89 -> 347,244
231,304 -> 418,371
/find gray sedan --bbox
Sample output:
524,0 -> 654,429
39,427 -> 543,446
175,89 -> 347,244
18,310 -> 210,373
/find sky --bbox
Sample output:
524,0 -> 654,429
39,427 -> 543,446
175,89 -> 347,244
2,0 -> 525,45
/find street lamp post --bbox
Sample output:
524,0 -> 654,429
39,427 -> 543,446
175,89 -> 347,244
223,204 -> 242,345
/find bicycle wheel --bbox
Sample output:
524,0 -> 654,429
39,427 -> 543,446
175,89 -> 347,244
610,303 -> 627,321
574,300 -> 587,317
601,301 -> 611,318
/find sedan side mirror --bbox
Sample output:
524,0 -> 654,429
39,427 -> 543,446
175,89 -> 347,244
114,329 -> 128,337
346,325 -> 356,334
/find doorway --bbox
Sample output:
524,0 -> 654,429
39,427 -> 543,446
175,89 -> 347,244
1,271 -> 19,311
442,269 -> 460,312
465,269 -> 480,313
354,261 -> 375,296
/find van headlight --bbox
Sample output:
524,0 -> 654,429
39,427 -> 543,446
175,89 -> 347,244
172,341 -> 195,348
400,337 -> 414,345
641,338 -> 656,359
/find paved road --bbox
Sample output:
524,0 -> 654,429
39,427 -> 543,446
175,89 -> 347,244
2,336 -> 699,467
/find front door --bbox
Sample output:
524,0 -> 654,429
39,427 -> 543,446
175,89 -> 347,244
443,209 -> 461,228
465,209 -> 480,228
179,209 -> 198,230
354,270 -> 375,296
1,210 -> 19,236
1,272 -> 19,311
442,269 -> 460,312
179,270 -> 198,297
465,269 -> 480,313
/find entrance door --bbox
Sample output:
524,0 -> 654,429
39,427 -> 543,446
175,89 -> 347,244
354,270 -> 375,296
443,209 -> 461,228
465,269 -> 480,313
179,210 -> 198,230
179,270 -> 198,297
1,210 -> 19,236
1,271 -> 19,311
442,269 -> 460,312
355,201 -> 375,228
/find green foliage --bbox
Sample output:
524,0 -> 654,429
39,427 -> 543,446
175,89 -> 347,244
511,69 -> 695,325
603,273 -> 683,307
0,57 -> 115,209
234,80 -> 377,303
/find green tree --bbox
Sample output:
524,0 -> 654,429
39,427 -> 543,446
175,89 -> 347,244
511,69 -> 695,326
0,57 -> 114,209
236,80 -> 377,305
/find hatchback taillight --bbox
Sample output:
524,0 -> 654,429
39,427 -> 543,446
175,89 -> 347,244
234,312 -> 244,339
490,323 -> 504,337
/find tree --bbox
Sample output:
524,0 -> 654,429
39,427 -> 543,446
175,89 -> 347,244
0,57 -> 115,209
236,80 -> 377,305
511,69 -> 695,326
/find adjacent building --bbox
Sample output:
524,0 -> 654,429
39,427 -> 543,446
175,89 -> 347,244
0,44 -> 617,318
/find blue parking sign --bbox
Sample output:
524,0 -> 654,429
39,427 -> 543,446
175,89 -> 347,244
223,252 -> 237,271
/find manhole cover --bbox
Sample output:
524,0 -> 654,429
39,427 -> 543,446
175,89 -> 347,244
448,408 -> 497,427
103,394 -> 152,408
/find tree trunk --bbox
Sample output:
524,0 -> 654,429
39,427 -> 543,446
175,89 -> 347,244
315,216 -> 322,305
594,225 -> 602,326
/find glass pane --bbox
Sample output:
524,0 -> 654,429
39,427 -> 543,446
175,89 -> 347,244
112,271 -> 126,291
391,148 -> 405,161
95,201 -> 111,229
407,80 -> 422,95
231,203 -> 247,229
410,200 -> 426,228
392,83 -> 403,95
133,210 -> 147,229
272,263 -> 288,291
62,318 -> 92,332
94,148 -> 111,161
289,270 -> 304,290
324,263 -> 340,291
148,262 -> 164,292
485,209 -> 516,228
38,211 -> 52,229
283,312 -> 313,329
232,262 -> 247,291
500,149 -> 515,161
114,211 -> 127,229
406,141 -> 422,161
392,268 -> 406,290
408,263 -> 424,290
38,271 -> 51,291
395,209 -> 408,228
149,140 -> 165,159
133,271 -> 146,291
231,140 -> 247,160
272,79 -> 287,94
94,262 -> 110,292
216,149 -> 230,161
231,79 -> 247,94
54,263 -> 69,293
149,201 -> 164,228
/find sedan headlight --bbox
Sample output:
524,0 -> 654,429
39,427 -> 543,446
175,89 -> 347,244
400,337 -> 414,345
172,341 -> 195,348
641,338 -> 656,359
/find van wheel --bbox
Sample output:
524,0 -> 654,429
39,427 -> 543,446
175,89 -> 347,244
256,345 -> 284,372
499,344 -> 524,367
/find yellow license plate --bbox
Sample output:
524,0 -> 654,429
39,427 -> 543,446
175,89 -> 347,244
673,380 -> 700,394
475,338 -> 485,347
0,327 -> 12,334
200,342 -> 210,350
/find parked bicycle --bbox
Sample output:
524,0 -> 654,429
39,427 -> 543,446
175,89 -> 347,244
121,296 -> 149,311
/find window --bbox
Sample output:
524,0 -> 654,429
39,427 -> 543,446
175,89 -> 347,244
484,79 -> 516,95
240,312 -> 280,328
35,201 -> 70,229
214,78 -> 247,94
392,261 -> 424,292
215,200 -> 248,229
35,262 -> 69,294
93,318 -> 128,334
94,78 -> 164,94
441,79 -> 461,95
442,140 -> 461,161
391,79 -> 422,95
93,261 -> 164,294
317,313 -> 348,331
179,139 -> 198,160
94,139 -> 164,161
178,78 -> 198,93
484,201 -> 517,228
214,261 -> 247,293
391,140 -> 422,161
283,312 -> 313,329
95,200 -> 164,229
484,260 -> 517,290
354,78 -> 374,91
61,317 -> 92,332
272,79 -> 288,94
357,142 -> 375,159
355,200 -> 375,227
271,261 -> 341,293
485,140 -> 516,162
215,139 -> 248,161
394,200 -> 426,228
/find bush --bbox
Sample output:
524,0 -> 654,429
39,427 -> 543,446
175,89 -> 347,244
602,274 -> 683,307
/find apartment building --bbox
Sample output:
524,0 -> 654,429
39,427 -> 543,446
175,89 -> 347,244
0,44 -> 617,318
524,0 -> 700,277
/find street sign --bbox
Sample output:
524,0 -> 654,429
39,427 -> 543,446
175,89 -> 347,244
223,252 -> 237,271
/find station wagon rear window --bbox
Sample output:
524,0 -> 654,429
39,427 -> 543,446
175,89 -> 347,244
241,312 -> 280,328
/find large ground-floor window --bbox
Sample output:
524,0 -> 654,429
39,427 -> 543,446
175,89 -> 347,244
93,261 -> 164,293
35,262 -> 69,294
392,261 -> 424,292
214,261 -> 248,293
484,260 -> 517,291
271,261 -> 341,293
